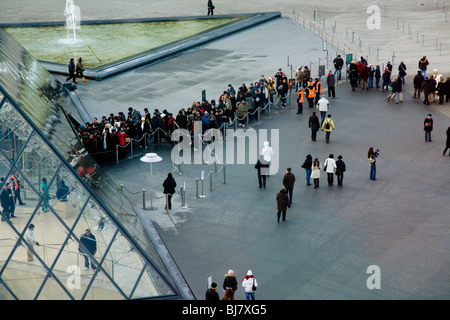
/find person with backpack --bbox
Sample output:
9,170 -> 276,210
321,114 -> 335,144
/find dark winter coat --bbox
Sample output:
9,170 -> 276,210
282,172 -> 296,190
276,190 -> 290,211
446,127 -> 450,148
223,274 -> 238,292
424,117 -> 433,132
163,175 -> 177,195
301,155 -> 313,170
413,73 -> 424,89
308,114 -> 320,131
335,159 -> 346,175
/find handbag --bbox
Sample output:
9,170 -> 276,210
252,278 -> 257,291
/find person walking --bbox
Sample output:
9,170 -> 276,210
163,172 -> 177,210
1,182 -> 15,222
66,58 -> 76,83
78,229 -> 97,271
326,70 -> 336,98
255,155 -> 269,188
207,0 -> 215,15
40,178 -> 50,212
424,113 -> 433,142
300,154 -> 313,186
321,114 -> 335,144
305,82 -> 315,108
10,170 -> 25,205
282,168 -> 295,205
205,282 -> 220,301
25,224 -> 40,262
308,112 -> 320,141
75,57 -> 87,82
242,270 -> 258,300
368,147 -> 379,180
323,154 -> 337,187
276,187 -> 290,223
311,158 -> 321,189
335,155 -> 346,187
223,270 -> 238,293
398,61 -> 407,84
333,55 -> 344,80
443,126 -> 450,156
375,65 -> 381,88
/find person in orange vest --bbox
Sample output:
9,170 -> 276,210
305,82 -> 315,109
314,78 -> 322,105
296,88 -> 304,114
10,170 -> 26,205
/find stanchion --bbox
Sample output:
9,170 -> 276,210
223,165 -> 226,184
142,189 -> 146,210
209,171 -> 213,191
180,185 -> 188,209
196,178 -> 199,199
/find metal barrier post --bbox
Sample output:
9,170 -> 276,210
196,178 -> 199,199
120,184 -> 124,192
223,165 -> 226,184
209,171 -> 213,191
116,145 -> 119,164
142,189 -> 146,210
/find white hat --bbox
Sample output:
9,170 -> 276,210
247,270 -> 253,276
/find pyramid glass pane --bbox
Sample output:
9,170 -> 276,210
0,27 -> 183,299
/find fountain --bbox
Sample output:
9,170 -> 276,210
61,0 -> 82,44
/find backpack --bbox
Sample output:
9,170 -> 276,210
325,120 -> 330,130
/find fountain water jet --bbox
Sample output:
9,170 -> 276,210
61,0 -> 82,44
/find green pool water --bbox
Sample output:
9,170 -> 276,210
5,18 -> 242,69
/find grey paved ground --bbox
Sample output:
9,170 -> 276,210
4,0 -> 450,300
55,18 -> 450,300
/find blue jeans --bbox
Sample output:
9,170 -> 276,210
305,169 -> 312,185
370,163 -> 376,180
368,76 -> 374,88
245,292 -> 255,300
425,131 -> 431,141
334,68 -> 342,80
288,189 -> 293,204
421,70 -> 426,78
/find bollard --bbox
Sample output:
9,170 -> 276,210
116,145 -> 119,164
130,139 -> 133,158
180,185 -> 188,208
246,113 -> 249,129
214,161 -> 218,173
209,171 -> 213,191
257,108 -> 260,124
195,178 -> 199,199
142,189 -> 146,210
120,184 -> 124,192
223,165 -> 226,184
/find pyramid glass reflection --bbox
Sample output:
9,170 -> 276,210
0,27 -> 184,300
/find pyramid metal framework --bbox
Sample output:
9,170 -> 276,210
0,28 -> 184,300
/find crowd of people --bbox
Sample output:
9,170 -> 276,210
205,269 -> 258,301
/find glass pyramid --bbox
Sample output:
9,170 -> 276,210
0,27 -> 183,300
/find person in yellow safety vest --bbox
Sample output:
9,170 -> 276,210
305,82 -> 315,109
314,78 -> 322,105
296,88 -> 304,114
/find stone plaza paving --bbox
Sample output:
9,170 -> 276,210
2,0 -> 450,300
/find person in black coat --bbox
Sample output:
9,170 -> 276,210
78,229 -> 97,270
207,0 -> 214,15
308,112 -> 320,141
163,173 -> 177,210
56,180 -> 70,201
66,58 -> 76,83
137,117 -> 151,147
413,71 -> 424,99
223,270 -> 238,292
335,155 -> 346,187
205,282 -> 220,301
424,114 -> 433,142
1,183 -> 15,221
255,155 -> 269,188
300,154 -> 313,186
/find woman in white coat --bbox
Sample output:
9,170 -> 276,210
311,158 -> 321,189
261,141 -> 273,175
242,270 -> 258,300
323,154 -> 337,186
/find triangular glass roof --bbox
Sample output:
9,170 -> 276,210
0,27 -> 183,300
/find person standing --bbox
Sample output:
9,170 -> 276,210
323,154 -> 337,187
413,70 -> 424,99
311,158 -> 321,189
75,57 -> 87,82
305,82 -> 315,109
398,61 -> 407,84
300,154 -> 313,186
282,168 -> 295,205
314,78 -> 322,106
326,70 -> 336,98
308,112 -> 320,142
25,224 -> 40,262
321,114 -> 335,144
424,113 -> 433,142
333,55 -> 344,80
296,87 -> 304,114
335,155 -> 346,187
66,58 -> 76,83
222,289 -> 235,300
437,77 -> 446,105
317,95 -> 330,126
242,270 -> 258,300
223,270 -> 238,293
418,55 -> 429,78
360,63 -> 369,91
368,65 -> 375,88
163,173 -> 177,210
1,183 -> 15,222
255,155 -> 269,188
40,178 -> 50,212
368,147 -> 379,180
10,170 -> 25,205
205,282 -> 220,301
207,0 -> 215,15
276,187 -> 290,223
78,229 -> 97,271
443,126 -> 450,156
295,66 -> 303,92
